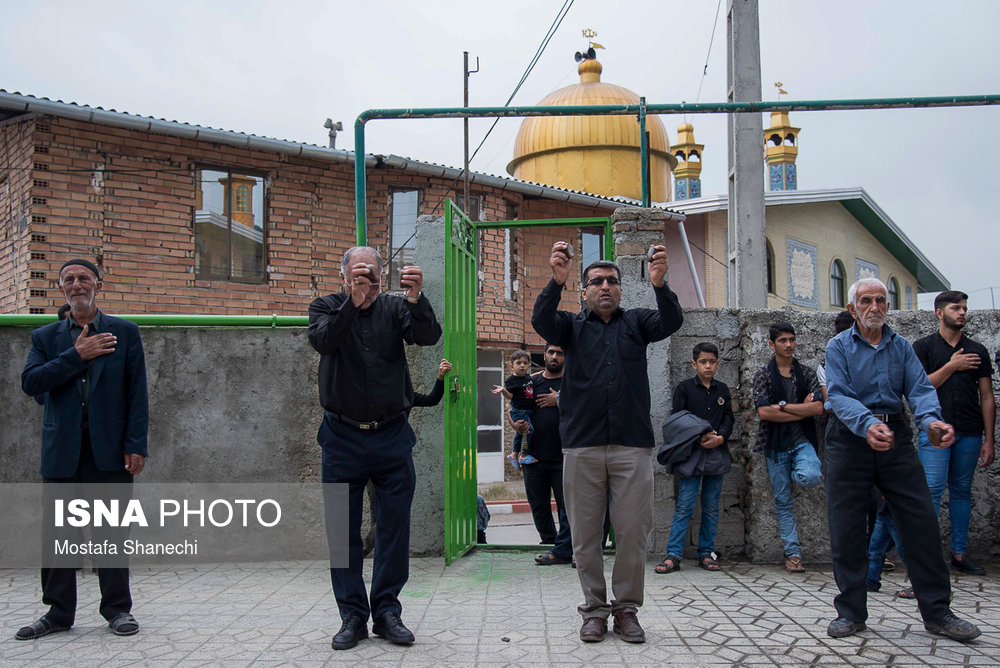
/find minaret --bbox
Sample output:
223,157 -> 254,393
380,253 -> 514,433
218,175 -> 258,227
764,111 -> 800,191
671,122 -> 704,200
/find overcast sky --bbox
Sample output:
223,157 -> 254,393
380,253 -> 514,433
3,0 -> 998,309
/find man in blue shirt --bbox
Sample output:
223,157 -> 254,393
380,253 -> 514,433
824,277 -> 981,642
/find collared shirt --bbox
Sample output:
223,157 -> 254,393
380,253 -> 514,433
68,310 -> 102,415
308,292 -> 441,422
531,277 -> 684,448
672,376 -> 734,439
912,332 -> 993,435
751,357 -> 820,452
825,323 -> 942,437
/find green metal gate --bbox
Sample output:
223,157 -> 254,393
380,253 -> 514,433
443,200 -> 478,564
442,203 -> 615,563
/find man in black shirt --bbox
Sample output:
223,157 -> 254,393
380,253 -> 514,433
514,344 -> 572,563
532,241 -> 683,644
751,322 -> 824,573
308,246 -> 441,650
911,290 -> 995,575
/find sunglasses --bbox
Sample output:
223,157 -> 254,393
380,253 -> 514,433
585,276 -> 620,287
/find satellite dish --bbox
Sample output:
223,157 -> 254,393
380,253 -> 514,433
574,51 -> 584,62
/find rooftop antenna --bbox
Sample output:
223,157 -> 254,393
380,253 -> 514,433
323,118 -> 343,148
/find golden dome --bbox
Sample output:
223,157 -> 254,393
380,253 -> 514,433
507,58 -> 676,201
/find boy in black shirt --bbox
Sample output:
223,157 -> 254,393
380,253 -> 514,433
492,350 -> 537,467
656,342 -> 734,573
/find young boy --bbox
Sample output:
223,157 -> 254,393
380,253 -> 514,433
656,342 -> 734,573
492,350 -> 537,467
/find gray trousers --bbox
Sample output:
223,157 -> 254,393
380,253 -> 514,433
563,445 -> 653,619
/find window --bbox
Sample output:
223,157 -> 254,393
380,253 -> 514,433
888,277 -> 900,310
580,228 -> 605,282
389,189 -> 419,290
234,185 -> 250,213
765,239 -> 775,294
476,350 -> 504,454
195,168 -> 266,282
830,259 -> 846,308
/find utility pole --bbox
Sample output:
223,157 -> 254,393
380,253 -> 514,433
726,0 -> 767,308
463,51 -> 470,212
462,52 -> 479,213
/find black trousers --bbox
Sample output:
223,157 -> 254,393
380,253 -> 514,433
825,417 -> 951,623
319,413 -> 416,622
41,431 -> 133,626
522,459 -> 572,558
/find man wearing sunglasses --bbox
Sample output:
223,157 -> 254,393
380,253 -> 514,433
532,241 -> 683,644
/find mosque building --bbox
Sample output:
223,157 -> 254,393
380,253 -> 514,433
506,52 -> 947,310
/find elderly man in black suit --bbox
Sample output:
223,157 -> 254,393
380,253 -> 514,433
17,258 -> 149,640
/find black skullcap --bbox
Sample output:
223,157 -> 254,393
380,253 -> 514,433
59,258 -> 101,281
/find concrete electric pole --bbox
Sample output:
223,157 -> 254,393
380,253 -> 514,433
726,0 -> 768,308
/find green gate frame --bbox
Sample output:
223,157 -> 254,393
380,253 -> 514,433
442,200 -> 614,564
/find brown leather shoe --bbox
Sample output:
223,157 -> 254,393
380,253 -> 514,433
612,610 -> 646,643
579,617 -> 607,643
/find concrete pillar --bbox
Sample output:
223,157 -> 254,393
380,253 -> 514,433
727,0 -> 768,308
408,214 -> 447,556
612,206 -> 674,556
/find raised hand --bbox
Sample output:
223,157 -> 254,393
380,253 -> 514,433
346,261 -> 377,308
550,242 -> 572,286
648,244 -> 668,288
400,265 -> 424,300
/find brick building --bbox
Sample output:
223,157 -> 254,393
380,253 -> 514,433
0,91 -> 681,344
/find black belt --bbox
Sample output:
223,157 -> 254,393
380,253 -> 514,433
871,412 -> 904,423
329,412 -> 403,431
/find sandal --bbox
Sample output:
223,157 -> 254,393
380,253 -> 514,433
784,556 -> 806,573
895,586 -> 915,599
654,557 -> 680,574
699,555 -> 721,571
506,453 -> 520,470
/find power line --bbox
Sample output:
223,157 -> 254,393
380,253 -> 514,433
425,0 -> 576,218
691,0 -> 724,116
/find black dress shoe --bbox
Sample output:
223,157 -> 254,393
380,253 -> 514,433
331,615 -> 368,650
15,617 -> 70,640
372,612 -> 414,645
951,555 -> 986,575
827,617 -> 866,638
924,613 -> 982,642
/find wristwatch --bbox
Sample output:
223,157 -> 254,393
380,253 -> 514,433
405,291 -> 422,304
778,401 -> 787,409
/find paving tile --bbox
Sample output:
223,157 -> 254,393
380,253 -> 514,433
1,555 -> 998,666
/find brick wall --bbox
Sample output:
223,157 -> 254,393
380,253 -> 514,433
0,120 -> 36,313
0,116 -> 614,346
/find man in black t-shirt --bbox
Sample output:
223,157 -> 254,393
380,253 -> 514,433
512,344 -> 572,564
911,290 -> 995,575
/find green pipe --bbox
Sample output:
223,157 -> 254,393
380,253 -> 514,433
474,216 -> 608,230
354,121 -> 368,246
639,96 -> 649,207
353,94 -> 1000,242
0,314 -> 309,327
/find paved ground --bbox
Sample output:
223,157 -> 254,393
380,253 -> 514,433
2,552 -> 998,666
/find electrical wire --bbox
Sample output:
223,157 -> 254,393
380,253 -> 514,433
690,0 -> 724,119
422,0 -> 576,221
